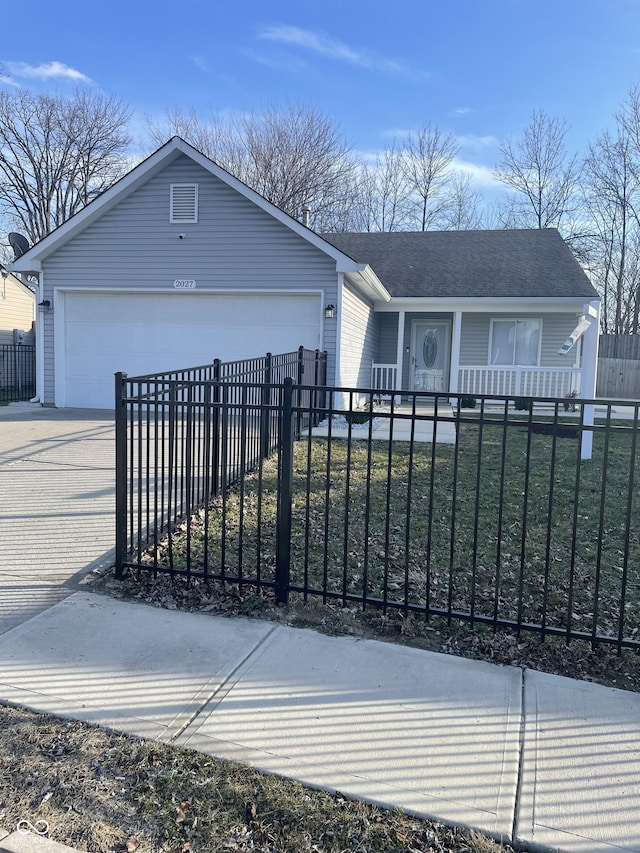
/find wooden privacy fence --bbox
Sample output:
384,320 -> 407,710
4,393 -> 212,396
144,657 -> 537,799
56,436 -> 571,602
597,334 -> 640,398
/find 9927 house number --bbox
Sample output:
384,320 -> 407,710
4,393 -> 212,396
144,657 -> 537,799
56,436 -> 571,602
173,279 -> 197,289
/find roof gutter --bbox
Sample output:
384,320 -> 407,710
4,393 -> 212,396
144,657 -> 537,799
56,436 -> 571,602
342,263 -> 391,304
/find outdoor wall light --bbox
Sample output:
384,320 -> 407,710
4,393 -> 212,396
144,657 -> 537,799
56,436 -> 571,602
38,299 -> 51,311
324,304 -> 335,319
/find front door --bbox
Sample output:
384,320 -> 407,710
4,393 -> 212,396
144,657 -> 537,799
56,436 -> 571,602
410,321 -> 451,392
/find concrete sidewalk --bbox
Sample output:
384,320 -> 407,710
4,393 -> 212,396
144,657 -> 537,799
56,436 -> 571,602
0,592 -> 638,853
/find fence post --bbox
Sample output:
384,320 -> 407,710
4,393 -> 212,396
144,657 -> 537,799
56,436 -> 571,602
114,372 -> 128,579
260,352 -> 272,460
295,345 -> 305,439
312,349 -> 320,424
211,359 -> 221,496
275,377 -> 294,604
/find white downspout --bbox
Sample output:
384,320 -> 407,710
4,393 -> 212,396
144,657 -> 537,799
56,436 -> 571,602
580,300 -> 600,460
334,273 -> 345,408
32,270 -> 44,403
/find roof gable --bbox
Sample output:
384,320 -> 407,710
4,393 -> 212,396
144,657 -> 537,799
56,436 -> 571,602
11,137 -> 368,279
323,229 -> 598,301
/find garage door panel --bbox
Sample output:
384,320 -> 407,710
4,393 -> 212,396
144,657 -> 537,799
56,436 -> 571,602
62,292 -> 322,409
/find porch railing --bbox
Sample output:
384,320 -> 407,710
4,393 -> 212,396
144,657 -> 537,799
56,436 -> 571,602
373,361 -> 582,398
458,366 -> 582,398
371,362 -> 398,394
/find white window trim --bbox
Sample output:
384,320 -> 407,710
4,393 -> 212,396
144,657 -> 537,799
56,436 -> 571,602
170,183 -> 199,223
488,317 -> 543,367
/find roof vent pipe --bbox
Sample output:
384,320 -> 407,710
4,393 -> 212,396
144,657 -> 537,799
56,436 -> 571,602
301,204 -> 311,228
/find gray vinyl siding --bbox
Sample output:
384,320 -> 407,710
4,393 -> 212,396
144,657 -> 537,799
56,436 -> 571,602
377,314 -> 398,363
459,312 -> 582,366
40,155 -> 339,403
339,283 -> 379,388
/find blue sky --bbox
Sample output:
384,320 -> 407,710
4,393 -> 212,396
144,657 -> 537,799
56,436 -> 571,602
3,0 -> 640,191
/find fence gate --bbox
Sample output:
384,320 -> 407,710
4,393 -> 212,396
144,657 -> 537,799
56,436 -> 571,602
0,344 -> 36,402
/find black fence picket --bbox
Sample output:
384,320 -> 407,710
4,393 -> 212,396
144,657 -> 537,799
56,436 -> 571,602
115,364 -> 640,655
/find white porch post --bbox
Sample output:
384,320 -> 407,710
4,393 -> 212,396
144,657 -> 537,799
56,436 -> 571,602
449,311 -> 462,393
580,300 -> 600,460
395,310 -> 406,394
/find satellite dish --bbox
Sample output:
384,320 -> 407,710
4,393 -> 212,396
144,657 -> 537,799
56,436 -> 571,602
8,233 -> 30,260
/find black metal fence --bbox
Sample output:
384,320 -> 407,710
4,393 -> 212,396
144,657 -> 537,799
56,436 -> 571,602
115,373 -> 640,654
0,344 -> 35,402
115,348 -> 327,582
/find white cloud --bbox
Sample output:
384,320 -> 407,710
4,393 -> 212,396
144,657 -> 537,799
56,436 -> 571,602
259,25 -> 429,79
449,107 -> 473,117
191,55 -> 209,73
3,60 -> 92,84
379,127 -> 415,140
456,134 -> 500,150
454,158 -> 502,189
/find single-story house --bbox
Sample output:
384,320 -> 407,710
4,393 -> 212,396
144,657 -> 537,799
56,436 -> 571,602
10,136 -> 599,411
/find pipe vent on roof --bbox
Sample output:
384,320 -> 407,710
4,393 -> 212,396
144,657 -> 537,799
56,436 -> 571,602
170,183 -> 198,223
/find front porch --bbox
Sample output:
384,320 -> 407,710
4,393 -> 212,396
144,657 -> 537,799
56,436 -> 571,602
370,304 -> 599,403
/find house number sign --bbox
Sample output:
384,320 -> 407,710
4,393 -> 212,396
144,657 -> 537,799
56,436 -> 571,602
173,279 -> 197,289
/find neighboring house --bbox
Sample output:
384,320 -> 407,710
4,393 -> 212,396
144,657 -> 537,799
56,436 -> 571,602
0,267 -> 35,346
0,267 -> 35,398
10,137 -> 599,411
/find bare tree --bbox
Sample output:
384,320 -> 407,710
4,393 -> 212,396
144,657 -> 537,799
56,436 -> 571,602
0,89 -> 131,245
584,118 -> 640,332
147,104 -> 358,231
402,123 -> 459,230
494,109 -> 580,235
356,143 -> 412,232
438,172 -> 485,230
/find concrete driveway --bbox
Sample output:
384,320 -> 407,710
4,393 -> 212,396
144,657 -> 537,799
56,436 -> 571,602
0,405 -> 115,635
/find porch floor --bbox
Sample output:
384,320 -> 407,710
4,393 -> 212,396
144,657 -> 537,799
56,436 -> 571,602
310,403 -> 456,444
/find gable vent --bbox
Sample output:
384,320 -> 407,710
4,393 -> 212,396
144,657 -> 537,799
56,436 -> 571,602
170,183 -> 198,223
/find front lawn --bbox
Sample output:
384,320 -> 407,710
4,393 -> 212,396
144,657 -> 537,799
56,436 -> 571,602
163,417 -> 640,650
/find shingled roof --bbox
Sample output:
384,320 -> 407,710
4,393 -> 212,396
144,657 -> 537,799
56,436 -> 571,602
322,228 -> 598,300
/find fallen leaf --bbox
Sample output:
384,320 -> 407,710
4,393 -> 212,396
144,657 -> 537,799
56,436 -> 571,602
175,801 -> 191,824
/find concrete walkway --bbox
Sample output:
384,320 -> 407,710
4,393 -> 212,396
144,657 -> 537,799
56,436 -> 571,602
1,407 -> 639,853
0,406 -> 115,634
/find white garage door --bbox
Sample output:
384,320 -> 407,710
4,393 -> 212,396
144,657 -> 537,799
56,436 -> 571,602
61,292 -> 322,409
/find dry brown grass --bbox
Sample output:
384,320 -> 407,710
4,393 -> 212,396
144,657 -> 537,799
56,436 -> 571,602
0,701 -> 514,853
